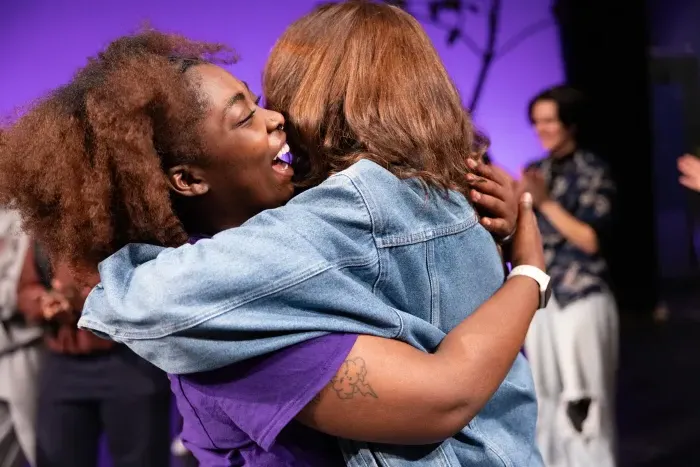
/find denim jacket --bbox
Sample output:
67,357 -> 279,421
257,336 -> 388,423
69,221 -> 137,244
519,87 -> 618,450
79,160 -> 542,467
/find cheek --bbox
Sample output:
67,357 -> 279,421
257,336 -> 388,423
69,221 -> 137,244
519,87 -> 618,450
552,127 -> 568,142
536,127 -> 551,140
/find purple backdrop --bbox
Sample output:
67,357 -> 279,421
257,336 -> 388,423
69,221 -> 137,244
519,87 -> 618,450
0,0 -> 563,175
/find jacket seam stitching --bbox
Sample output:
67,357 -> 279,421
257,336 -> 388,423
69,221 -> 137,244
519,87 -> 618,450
94,255 -> 378,340
339,172 -> 404,340
376,215 -> 479,248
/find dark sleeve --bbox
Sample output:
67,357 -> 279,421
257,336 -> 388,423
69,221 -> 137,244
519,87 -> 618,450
574,162 -> 616,234
16,243 -> 46,324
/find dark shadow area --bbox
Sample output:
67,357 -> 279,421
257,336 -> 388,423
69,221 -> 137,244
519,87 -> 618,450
617,286 -> 700,467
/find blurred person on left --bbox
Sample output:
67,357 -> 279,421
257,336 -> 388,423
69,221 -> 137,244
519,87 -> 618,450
0,208 -> 42,467
15,244 -> 171,467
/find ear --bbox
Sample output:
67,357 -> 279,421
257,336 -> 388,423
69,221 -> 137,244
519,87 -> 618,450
167,165 -> 210,197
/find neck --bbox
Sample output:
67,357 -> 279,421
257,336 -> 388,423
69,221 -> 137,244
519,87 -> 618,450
176,200 -> 249,238
550,139 -> 577,158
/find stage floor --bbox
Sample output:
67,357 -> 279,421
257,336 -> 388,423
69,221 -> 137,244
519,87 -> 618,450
618,294 -> 700,467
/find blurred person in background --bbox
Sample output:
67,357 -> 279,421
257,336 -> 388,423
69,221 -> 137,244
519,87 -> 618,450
678,153 -> 700,191
0,208 -> 41,467
678,152 -> 700,270
520,85 -> 618,467
15,243 -> 171,467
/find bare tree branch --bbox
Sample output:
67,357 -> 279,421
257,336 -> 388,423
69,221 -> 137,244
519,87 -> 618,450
468,0 -> 501,112
496,18 -> 554,59
409,12 -> 482,55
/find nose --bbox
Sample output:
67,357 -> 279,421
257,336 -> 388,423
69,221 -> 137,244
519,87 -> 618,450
266,110 -> 285,134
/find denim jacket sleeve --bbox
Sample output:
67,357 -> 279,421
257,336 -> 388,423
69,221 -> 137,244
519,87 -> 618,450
78,171 -> 423,374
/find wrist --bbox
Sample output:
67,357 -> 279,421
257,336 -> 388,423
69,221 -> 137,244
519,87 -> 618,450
507,265 -> 552,309
538,198 -> 556,212
498,227 -> 516,245
512,255 -> 545,271
505,275 -> 541,309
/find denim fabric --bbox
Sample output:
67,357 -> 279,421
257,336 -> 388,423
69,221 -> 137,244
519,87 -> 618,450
79,159 -> 542,466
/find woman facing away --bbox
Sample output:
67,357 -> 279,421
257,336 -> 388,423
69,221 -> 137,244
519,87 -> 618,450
0,3 -> 547,466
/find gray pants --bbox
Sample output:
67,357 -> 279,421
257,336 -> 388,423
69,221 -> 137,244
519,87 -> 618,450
0,345 -> 41,467
525,292 -> 619,467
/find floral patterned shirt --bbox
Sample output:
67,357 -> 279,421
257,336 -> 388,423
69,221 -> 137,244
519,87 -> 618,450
529,150 -> 616,307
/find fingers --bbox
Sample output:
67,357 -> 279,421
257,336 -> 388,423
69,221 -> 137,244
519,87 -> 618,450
41,298 -> 63,319
480,217 -> 509,234
465,172 -> 506,200
678,154 -> 700,173
468,158 -> 495,180
40,289 -> 71,318
472,189 -> 511,237
510,191 -> 545,269
516,191 -> 542,246
467,160 -> 518,239
678,154 -> 700,191
680,176 -> 700,191
469,187 -> 504,212
468,158 -> 513,185
518,192 -> 534,220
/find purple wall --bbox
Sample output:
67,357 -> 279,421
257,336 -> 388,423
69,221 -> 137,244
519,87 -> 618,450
0,0 -> 563,175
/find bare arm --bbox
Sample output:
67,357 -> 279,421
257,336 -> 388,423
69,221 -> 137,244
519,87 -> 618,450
296,194 -> 543,444
297,193 -> 544,444
297,275 -> 539,444
523,161 -> 614,255
538,200 -> 599,254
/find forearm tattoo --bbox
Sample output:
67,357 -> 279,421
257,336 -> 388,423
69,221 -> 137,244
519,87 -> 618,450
330,357 -> 378,399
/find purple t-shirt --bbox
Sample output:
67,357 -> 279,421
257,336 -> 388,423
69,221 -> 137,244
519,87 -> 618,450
170,333 -> 357,466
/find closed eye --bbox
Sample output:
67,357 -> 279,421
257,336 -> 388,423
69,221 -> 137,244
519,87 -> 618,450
236,96 -> 262,127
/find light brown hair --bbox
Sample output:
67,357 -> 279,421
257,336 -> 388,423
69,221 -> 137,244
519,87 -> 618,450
263,0 -> 484,195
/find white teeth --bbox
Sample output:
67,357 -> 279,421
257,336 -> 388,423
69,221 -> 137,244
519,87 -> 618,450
275,144 -> 290,160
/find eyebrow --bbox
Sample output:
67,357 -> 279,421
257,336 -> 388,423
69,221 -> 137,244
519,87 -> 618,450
222,82 -> 255,119
223,92 -> 247,117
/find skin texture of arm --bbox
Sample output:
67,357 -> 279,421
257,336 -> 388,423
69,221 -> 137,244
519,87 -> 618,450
538,200 -> 599,254
296,275 -> 540,444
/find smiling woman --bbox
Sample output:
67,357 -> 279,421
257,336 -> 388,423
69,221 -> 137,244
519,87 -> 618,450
0,30 -> 297,467
0,10 -> 545,466
0,35 -> 294,269
168,63 -> 294,234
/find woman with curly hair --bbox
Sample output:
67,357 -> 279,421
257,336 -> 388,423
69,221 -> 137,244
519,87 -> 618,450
1,3 -> 548,466
0,33 -> 224,467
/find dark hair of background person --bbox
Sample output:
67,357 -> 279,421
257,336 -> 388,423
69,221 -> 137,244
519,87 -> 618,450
527,84 -> 592,150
